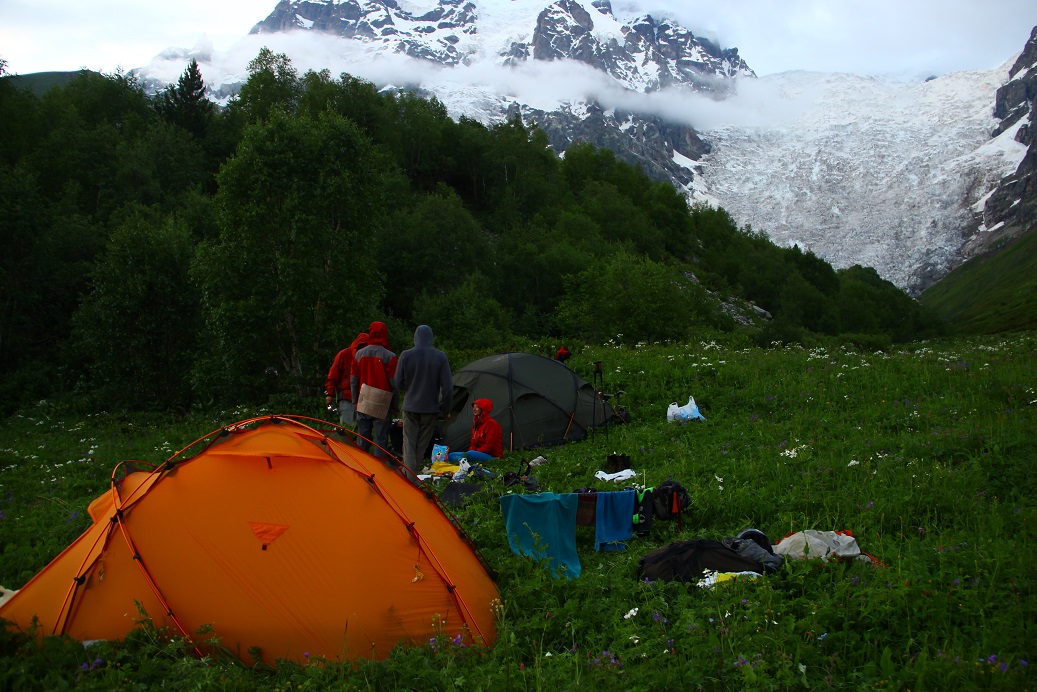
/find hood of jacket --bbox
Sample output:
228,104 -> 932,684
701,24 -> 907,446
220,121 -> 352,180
474,398 -> 494,417
413,325 -> 434,349
351,332 -> 370,350
367,321 -> 389,348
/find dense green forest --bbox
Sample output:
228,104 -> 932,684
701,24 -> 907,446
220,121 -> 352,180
0,51 -> 942,413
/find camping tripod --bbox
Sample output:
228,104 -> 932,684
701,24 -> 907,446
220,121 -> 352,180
592,361 -> 608,442
591,361 -> 625,442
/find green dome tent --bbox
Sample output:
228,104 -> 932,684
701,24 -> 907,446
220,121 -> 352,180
441,353 -> 624,453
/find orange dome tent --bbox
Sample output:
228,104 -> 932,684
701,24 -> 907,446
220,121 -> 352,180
0,415 -> 499,664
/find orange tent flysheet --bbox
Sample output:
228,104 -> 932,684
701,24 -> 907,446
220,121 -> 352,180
0,415 -> 499,664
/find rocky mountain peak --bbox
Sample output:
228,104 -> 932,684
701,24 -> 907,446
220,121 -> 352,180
250,1 -> 751,92
993,26 -> 1037,132
503,1 -> 752,93
976,25 -> 1037,257
250,0 -> 479,65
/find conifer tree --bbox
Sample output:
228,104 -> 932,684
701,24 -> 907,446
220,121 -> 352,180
157,58 -> 213,139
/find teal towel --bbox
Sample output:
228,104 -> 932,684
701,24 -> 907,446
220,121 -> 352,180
500,492 -> 581,579
595,489 -> 635,551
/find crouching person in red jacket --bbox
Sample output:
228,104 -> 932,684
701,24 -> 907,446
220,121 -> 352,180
448,398 -> 503,463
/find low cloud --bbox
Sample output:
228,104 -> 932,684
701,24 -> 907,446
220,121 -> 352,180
147,30 -> 823,131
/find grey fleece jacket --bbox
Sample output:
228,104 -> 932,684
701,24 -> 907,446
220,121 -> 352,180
392,325 -> 453,415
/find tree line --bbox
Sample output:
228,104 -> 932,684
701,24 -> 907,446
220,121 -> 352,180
0,50 -> 944,413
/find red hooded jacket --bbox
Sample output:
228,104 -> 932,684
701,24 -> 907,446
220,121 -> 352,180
350,321 -> 398,403
325,332 -> 368,401
470,398 -> 503,458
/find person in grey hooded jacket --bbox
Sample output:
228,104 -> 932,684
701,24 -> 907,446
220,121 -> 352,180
392,325 -> 453,475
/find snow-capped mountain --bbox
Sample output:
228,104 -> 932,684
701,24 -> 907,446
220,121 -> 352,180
134,1 -> 1036,295
249,0 -> 753,90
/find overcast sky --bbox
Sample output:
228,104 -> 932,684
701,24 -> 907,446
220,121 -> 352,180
2,0 -> 1035,78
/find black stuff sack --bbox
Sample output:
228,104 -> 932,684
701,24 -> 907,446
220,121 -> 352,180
606,453 -> 631,473
637,539 -> 766,583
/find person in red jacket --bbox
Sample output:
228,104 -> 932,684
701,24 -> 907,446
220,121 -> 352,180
351,321 -> 397,460
325,331 -> 368,427
448,398 -> 503,463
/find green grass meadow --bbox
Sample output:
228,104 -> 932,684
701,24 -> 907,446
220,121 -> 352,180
1,333 -> 1034,690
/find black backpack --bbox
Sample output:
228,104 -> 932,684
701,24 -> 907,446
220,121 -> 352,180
637,539 -> 767,583
652,480 -> 690,529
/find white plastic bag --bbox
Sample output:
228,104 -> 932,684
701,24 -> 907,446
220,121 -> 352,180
452,458 -> 471,480
666,402 -> 680,422
667,396 -> 705,422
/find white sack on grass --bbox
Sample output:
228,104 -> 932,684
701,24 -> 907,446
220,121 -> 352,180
774,530 -> 872,563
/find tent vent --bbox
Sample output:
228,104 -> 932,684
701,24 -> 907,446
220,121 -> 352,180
249,522 -> 289,547
364,474 -> 376,485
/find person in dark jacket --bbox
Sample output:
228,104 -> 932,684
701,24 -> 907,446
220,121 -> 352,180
324,331 -> 368,427
448,398 -> 503,463
393,325 -> 453,475
351,321 -> 397,460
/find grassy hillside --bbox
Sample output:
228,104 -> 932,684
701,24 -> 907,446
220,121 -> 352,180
920,225 -> 1037,334
1,70 -> 92,97
1,333 -> 1034,689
